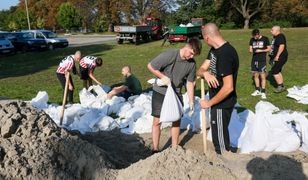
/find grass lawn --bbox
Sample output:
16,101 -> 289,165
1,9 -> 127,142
0,28 -> 307,112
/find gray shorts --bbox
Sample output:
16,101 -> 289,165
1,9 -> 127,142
151,90 -> 183,118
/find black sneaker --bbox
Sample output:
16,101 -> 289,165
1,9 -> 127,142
274,86 -> 286,93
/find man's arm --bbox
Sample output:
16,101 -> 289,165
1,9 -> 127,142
274,44 -> 285,61
255,45 -> 271,53
196,59 -> 219,88
89,70 -> 102,85
200,74 -> 234,108
107,85 -> 128,99
249,46 -> 253,53
186,80 -> 195,104
147,63 -> 165,79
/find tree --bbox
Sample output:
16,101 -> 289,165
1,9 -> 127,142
57,2 -> 82,32
230,0 -> 268,29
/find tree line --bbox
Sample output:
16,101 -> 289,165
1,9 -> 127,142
0,0 -> 307,32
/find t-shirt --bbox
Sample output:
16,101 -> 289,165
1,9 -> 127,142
249,36 -> 270,61
79,56 -> 97,70
150,49 -> 196,95
56,55 -> 75,74
124,74 -> 142,95
269,33 -> 288,59
207,42 -> 239,108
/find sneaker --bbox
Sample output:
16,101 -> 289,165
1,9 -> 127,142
261,93 -> 267,99
251,90 -> 261,96
274,86 -> 286,93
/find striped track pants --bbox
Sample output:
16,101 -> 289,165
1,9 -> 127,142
210,107 -> 233,154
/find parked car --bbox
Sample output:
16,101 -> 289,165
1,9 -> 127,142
9,32 -> 48,52
22,30 -> 69,50
0,32 -> 15,54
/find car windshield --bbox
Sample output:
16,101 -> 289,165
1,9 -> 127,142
42,31 -> 57,38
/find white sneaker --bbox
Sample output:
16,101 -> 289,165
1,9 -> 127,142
251,90 -> 261,96
261,93 -> 267,99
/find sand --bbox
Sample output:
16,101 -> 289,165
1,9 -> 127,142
1,100 -> 308,179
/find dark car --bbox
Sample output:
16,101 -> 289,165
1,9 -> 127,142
0,32 -> 15,54
22,30 -> 69,50
9,32 -> 48,52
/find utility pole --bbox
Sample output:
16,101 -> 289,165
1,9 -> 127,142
25,0 -> 31,30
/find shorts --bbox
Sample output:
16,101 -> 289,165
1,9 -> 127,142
251,60 -> 266,73
271,55 -> 288,75
151,90 -> 183,118
79,66 -> 89,80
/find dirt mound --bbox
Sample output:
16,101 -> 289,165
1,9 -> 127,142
0,100 -> 116,179
117,147 -> 237,180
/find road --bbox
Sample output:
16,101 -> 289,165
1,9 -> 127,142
61,35 -> 116,47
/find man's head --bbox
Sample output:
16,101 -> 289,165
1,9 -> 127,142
252,29 -> 261,40
182,38 -> 202,60
202,23 -> 222,47
74,51 -> 81,61
121,66 -> 131,77
96,57 -> 103,67
271,26 -> 281,36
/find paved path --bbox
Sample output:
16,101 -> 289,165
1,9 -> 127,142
60,35 -> 116,47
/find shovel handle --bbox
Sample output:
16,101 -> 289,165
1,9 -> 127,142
201,79 -> 207,153
60,72 -> 70,125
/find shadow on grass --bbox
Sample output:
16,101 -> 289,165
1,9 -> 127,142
0,44 -> 114,79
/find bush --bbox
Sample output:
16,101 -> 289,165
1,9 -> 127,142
220,22 -> 237,29
252,20 -> 292,29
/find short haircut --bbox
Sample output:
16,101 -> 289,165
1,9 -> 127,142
186,38 -> 202,56
252,29 -> 260,36
123,65 -> 131,73
75,51 -> 81,56
96,57 -> 103,66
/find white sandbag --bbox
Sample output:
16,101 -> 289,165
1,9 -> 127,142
101,85 -> 111,93
93,116 -> 118,131
134,114 -> 153,134
117,102 -> 132,118
228,109 -> 245,147
255,101 -> 279,114
31,91 -> 49,109
121,120 -> 135,135
125,106 -> 144,120
88,85 -> 107,100
160,85 -> 183,123
133,94 -> 151,107
287,85 -> 308,104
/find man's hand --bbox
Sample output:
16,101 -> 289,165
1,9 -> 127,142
274,56 -> 279,61
161,76 -> 171,86
255,49 -> 261,53
203,71 -> 219,88
200,99 -> 211,109
188,102 -> 194,117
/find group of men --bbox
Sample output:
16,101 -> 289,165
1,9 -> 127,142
249,26 -> 288,99
56,23 -> 288,155
148,23 -> 288,155
56,52 -> 142,104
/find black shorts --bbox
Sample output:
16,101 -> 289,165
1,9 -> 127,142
151,90 -> 183,118
251,60 -> 266,73
79,66 -> 89,80
271,55 -> 288,75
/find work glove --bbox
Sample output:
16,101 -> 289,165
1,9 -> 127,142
188,102 -> 194,117
161,76 -> 171,86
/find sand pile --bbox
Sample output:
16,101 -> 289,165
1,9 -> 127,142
117,147 -> 237,180
0,100 -> 116,179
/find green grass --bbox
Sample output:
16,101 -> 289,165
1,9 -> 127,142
1,28 -> 308,112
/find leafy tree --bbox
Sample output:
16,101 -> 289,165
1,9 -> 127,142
36,17 -> 45,29
57,2 -> 82,32
230,0 -> 268,29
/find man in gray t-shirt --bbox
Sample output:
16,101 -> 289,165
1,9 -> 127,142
147,38 -> 202,153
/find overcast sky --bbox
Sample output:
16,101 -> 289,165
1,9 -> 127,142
0,0 -> 19,10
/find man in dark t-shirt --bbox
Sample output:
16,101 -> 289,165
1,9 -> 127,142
269,26 -> 288,93
197,23 -> 239,154
107,66 -> 142,99
148,38 -> 202,153
249,29 -> 271,99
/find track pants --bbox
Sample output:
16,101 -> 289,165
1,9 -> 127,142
210,107 -> 233,154
56,73 -> 74,103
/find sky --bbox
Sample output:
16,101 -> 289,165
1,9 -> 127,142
0,0 -> 19,10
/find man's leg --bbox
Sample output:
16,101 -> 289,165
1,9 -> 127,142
273,73 -> 283,85
210,108 -> 221,154
254,72 -> 260,90
221,108 -> 233,152
171,120 -> 180,148
152,117 -> 161,151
